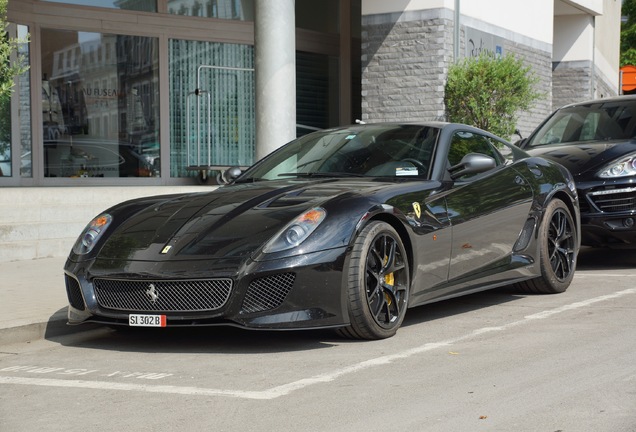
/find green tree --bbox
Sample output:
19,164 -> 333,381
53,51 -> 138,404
621,0 -> 636,66
444,53 -> 541,139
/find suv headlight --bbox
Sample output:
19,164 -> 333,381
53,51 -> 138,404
598,153 -> 636,178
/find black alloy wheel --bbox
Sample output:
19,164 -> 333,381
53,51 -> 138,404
516,198 -> 577,294
338,221 -> 410,339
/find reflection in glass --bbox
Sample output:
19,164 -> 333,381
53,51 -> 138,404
19,25 -> 32,177
169,39 -> 254,177
0,24 -> 31,178
0,92 -> 9,176
167,0 -> 254,20
40,29 -> 160,178
41,0 -> 156,12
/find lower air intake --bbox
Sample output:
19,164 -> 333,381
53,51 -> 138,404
241,273 -> 296,314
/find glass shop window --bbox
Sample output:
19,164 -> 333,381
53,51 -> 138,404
40,0 -> 157,12
169,39 -> 255,177
0,24 -> 31,179
40,29 -> 160,178
167,0 -> 254,20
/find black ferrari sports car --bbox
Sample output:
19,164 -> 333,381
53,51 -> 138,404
518,96 -> 636,248
64,122 -> 580,339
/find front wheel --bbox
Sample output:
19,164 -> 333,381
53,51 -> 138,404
516,198 -> 578,294
338,221 -> 410,339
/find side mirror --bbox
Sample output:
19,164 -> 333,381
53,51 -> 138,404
513,137 -> 528,148
448,153 -> 496,180
217,166 -> 243,184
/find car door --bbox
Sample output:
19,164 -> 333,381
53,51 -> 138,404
443,131 -> 534,288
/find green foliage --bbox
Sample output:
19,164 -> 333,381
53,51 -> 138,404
0,0 -> 29,103
444,53 -> 542,139
621,0 -> 636,67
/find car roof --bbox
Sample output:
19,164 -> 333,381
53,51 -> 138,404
558,95 -> 636,110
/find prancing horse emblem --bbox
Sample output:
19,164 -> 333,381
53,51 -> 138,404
412,202 -> 422,219
146,283 -> 159,303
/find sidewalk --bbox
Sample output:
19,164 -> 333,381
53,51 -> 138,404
0,256 -> 81,346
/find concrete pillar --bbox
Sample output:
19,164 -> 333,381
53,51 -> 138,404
254,0 -> 296,161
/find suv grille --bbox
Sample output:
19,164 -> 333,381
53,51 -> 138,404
588,187 -> 636,213
93,278 -> 232,312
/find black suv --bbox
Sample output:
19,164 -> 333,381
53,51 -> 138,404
518,95 -> 636,248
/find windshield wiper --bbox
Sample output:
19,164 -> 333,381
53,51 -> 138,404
277,172 -> 365,178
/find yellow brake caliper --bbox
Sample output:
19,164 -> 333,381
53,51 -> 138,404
383,256 -> 394,305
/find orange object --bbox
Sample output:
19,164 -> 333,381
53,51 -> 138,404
621,65 -> 636,92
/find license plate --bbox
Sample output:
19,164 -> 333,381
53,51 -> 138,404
128,314 -> 166,327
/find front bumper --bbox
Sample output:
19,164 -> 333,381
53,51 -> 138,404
64,246 -> 351,331
578,180 -> 636,247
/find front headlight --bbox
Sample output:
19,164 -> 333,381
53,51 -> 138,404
598,153 -> 636,178
262,207 -> 326,253
72,213 -> 113,255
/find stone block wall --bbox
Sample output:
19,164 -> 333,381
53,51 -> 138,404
552,61 -> 619,112
552,60 -> 593,111
361,9 -> 454,124
361,8 -> 553,140
505,41 -> 553,138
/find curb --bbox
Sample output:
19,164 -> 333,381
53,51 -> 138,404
0,311 -> 99,346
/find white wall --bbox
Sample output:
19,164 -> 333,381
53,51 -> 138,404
553,0 -> 620,92
361,0 -> 553,44
553,14 -> 594,62
594,0 -> 621,90
460,0 -> 553,44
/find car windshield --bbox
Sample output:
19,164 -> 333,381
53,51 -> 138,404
526,100 -> 636,147
238,124 -> 440,182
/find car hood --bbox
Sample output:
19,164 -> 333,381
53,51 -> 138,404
525,140 -> 636,178
95,179 -> 389,262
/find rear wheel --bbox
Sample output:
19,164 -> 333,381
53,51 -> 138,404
516,198 -> 577,294
338,221 -> 410,339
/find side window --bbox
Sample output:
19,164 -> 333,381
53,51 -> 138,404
448,131 -> 503,167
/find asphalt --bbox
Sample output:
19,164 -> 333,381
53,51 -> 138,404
0,256 -> 90,346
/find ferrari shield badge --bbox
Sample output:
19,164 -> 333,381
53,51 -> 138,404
412,202 -> 422,219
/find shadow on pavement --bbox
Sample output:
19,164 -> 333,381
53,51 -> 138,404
576,246 -> 636,270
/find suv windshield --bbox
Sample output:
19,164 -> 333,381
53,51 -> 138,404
238,124 -> 440,182
527,99 -> 636,146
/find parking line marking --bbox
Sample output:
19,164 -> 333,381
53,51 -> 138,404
2,288 -> 635,400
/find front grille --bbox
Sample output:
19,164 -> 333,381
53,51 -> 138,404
588,187 -> 636,213
241,273 -> 296,314
93,278 -> 233,312
65,275 -> 85,310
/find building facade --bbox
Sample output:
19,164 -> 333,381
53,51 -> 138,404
361,0 -> 621,137
0,0 -> 621,262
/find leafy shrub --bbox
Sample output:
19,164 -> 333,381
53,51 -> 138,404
445,53 -> 541,139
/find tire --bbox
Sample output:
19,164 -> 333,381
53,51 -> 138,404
338,221 -> 410,339
516,198 -> 577,294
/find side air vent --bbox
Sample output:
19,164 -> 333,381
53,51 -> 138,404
65,275 -> 86,311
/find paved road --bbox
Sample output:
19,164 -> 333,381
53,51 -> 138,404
1,248 -> 635,432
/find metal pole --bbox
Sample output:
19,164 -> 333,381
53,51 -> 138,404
454,0 -> 460,62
